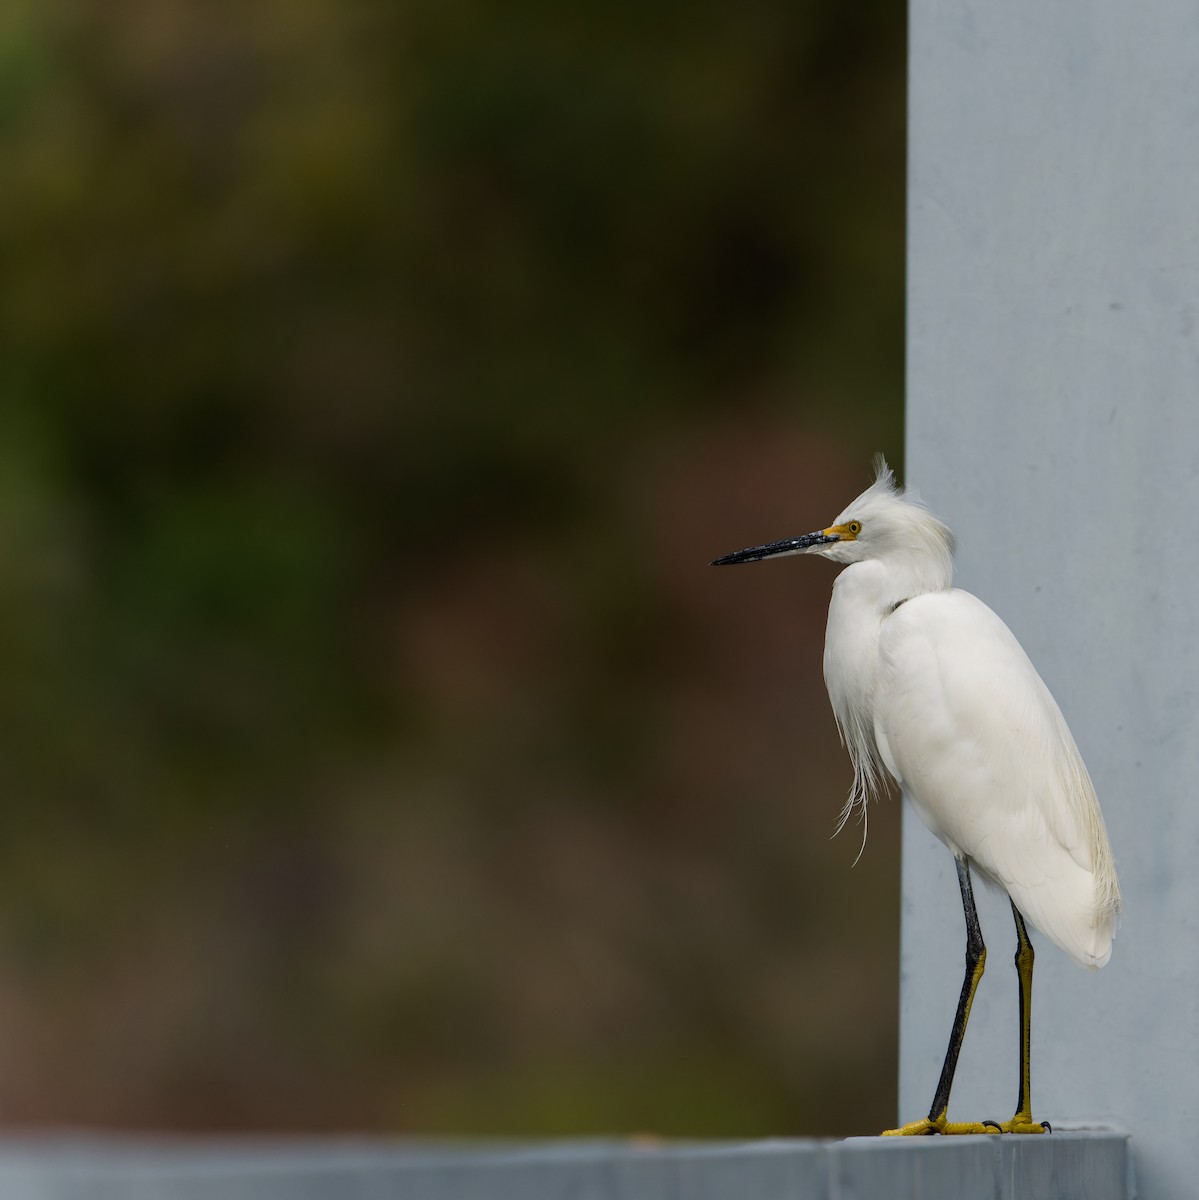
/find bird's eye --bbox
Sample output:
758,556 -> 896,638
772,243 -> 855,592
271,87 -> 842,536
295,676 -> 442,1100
847,521 -> 862,536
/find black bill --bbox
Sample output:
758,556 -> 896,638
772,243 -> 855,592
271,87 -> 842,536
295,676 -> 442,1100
711,530 -> 838,566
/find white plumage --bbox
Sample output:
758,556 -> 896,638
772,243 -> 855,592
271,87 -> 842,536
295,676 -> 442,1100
713,457 -> 1120,1134
820,465 -> 1120,968
875,591 -> 1117,967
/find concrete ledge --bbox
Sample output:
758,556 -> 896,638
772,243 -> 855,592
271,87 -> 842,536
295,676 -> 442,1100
0,1131 -> 1130,1199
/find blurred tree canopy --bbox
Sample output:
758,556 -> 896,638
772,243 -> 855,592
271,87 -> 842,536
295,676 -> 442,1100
0,0 -> 903,1134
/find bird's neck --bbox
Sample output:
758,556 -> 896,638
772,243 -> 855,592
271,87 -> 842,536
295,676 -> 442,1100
823,558 -> 953,774
824,563 -> 896,708
822,563 -> 898,806
835,554 -> 953,619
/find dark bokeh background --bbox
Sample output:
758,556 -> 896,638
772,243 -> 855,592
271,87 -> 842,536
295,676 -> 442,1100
0,1 -> 904,1136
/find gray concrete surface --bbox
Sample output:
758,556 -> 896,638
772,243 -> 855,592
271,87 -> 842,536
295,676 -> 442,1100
905,1 -> 1199,1196
0,1133 -> 1130,1199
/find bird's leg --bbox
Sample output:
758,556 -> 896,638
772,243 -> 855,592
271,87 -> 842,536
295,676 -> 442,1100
883,857 -> 998,1135
998,903 -> 1049,1134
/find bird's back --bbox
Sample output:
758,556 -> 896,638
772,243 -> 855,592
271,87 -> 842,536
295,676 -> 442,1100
875,589 -> 1120,969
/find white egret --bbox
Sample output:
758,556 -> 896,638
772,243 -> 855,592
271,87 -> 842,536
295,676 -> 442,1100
712,458 -> 1120,1136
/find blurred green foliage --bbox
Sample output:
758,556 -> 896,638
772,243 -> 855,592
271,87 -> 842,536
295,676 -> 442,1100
0,0 -> 903,1134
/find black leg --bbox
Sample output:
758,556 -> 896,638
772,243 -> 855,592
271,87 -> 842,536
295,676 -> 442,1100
926,856 -> 987,1123
1001,902 -> 1048,1133
1012,902 -> 1033,1118
884,855 -> 1001,1135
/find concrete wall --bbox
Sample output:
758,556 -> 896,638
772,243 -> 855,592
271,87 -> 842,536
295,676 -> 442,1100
904,2 -> 1199,1196
0,1135 -> 1129,1200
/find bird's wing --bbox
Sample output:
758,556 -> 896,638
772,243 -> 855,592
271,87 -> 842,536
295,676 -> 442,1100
876,589 -> 1117,968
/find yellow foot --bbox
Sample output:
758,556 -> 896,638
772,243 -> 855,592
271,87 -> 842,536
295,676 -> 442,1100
998,1113 -> 1051,1134
882,1115 -> 1003,1136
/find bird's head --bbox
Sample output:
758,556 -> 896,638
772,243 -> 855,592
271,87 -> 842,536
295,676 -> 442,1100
711,457 -> 955,584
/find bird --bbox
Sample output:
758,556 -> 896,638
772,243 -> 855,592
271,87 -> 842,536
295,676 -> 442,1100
711,457 -> 1120,1136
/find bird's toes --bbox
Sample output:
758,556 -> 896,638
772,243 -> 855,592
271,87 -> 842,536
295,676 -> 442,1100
998,1116 -> 1051,1135
881,1116 -> 944,1136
